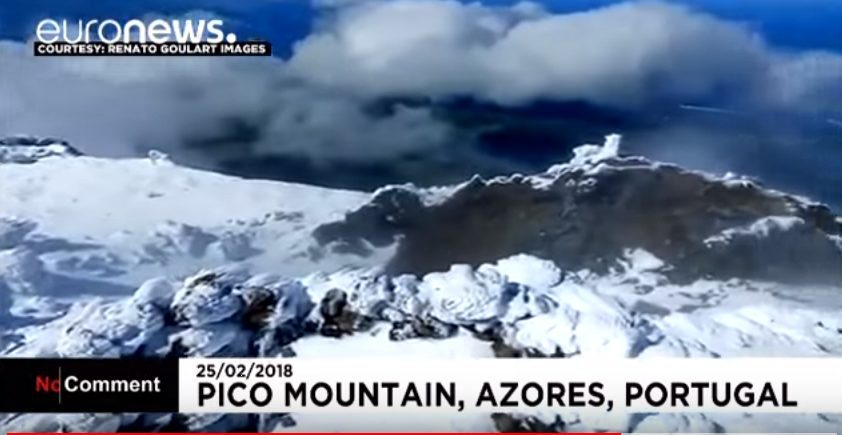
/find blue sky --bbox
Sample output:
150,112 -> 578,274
3,0 -> 842,56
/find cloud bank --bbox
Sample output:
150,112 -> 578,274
0,0 -> 840,175
0,42 -> 453,164
291,0 -> 842,111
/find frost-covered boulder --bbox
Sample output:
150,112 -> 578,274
255,280 -> 315,354
500,282 -> 643,357
132,277 -> 176,311
420,264 -> 519,326
51,278 -> 178,357
4,251 -> 842,432
170,269 -> 245,327
168,324 -> 252,357
56,301 -> 158,357
130,278 -> 176,332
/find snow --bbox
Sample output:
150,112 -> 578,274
0,154 -> 385,310
494,254 -> 563,289
704,216 -> 806,245
419,263 -> 515,325
2,135 -> 842,432
371,182 -> 463,208
131,277 -> 175,310
0,155 -> 363,249
569,133 -> 622,166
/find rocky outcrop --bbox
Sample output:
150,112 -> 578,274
5,250 -> 842,431
0,135 -> 83,163
315,136 -> 842,285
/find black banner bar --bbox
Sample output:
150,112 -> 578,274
0,358 -> 179,413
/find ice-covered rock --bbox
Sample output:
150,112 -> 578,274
147,149 -> 172,165
168,323 -> 252,357
502,284 -> 642,357
420,263 -> 518,326
494,254 -> 564,289
3,251 -> 842,431
255,280 -> 315,355
56,302 -> 143,357
130,278 -> 176,332
170,270 -> 245,327
132,277 -> 176,310
0,135 -> 82,163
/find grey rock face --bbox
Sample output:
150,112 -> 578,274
314,140 -> 841,285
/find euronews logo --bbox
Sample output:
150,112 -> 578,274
34,18 -> 271,57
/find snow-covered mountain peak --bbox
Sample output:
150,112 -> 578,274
315,134 -> 841,284
1,134 -> 841,433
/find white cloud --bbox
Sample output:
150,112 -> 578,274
288,0 -> 842,111
0,39 -> 453,163
0,0 -> 840,171
767,51 -> 842,114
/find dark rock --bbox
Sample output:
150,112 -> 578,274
239,286 -> 278,330
320,323 -> 345,338
388,315 -> 458,341
678,217 -> 842,285
312,185 -> 425,249
313,154 -> 840,285
320,288 -> 348,321
317,289 -> 370,337
491,412 -> 566,432
388,321 -> 417,341
491,339 -> 523,358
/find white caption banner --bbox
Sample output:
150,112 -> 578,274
179,358 -> 842,414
